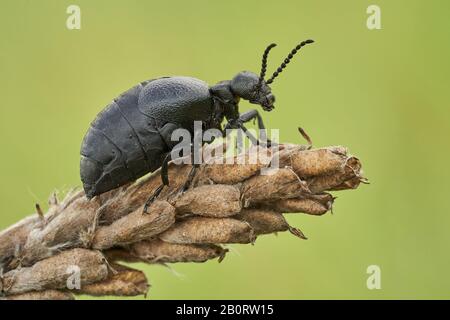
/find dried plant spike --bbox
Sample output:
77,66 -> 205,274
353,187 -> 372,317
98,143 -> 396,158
173,185 -> 241,217
3,249 -> 108,295
1,289 -> 74,300
0,140 -> 365,299
160,217 -> 255,244
77,264 -> 149,297
92,200 -> 176,250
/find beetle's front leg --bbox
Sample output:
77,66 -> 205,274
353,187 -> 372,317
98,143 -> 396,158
238,109 -> 266,130
224,112 -> 272,147
238,109 -> 272,146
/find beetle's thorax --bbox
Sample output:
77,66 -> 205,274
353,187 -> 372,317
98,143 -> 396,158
209,80 -> 240,129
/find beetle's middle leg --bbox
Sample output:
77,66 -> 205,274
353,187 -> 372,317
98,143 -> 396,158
143,153 -> 170,214
177,128 -> 204,194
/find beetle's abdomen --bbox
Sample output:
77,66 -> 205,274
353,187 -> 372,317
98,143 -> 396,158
80,83 -> 167,198
138,76 -> 213,131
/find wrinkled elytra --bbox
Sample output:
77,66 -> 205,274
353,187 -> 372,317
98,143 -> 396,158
80,40 -> 314,199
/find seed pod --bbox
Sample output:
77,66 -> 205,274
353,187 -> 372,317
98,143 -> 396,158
279,147 -> 347,177
93,200 -> 176,250
265,193 -> 334,215
77,264 -> 149,297
173,185 -> 241,217
236,209 -> 289,235
3,248 -> 108,295
241,168 -> 310,205
106,240 -> 227,264
307,157 -> 362,193
1,290 -> 74,300
160,217 -> 255,244
198,146 -> 272,184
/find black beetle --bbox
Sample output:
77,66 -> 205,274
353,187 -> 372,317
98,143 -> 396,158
80,40 -> 314,205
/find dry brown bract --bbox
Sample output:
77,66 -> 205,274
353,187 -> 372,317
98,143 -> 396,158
0,137 -> 366,299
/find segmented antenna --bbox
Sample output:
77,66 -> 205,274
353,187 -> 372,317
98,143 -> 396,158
266,39 -> 314,84
259,43 -> 277,82
254,43 -> 277,92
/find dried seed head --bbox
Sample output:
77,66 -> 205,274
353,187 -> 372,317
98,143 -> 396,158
0,141 -> 365,299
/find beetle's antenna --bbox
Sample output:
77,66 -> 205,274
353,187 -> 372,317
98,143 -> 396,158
256,43 -> 277,89
266,39 -> 314,84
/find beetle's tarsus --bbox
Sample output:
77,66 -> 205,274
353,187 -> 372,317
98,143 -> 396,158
160,153 -> 171,186
143,184 -> 165,214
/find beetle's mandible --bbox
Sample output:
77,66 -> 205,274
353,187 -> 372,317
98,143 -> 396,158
80,40 -> 314,205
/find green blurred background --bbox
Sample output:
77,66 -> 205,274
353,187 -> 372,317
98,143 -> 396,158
1,0 -> 449,299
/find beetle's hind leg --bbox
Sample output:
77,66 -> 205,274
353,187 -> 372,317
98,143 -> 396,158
143,153 -> 171,214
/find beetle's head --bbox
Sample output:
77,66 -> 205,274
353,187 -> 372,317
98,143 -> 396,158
231,71 -> 275,111
230,40 -> 314,112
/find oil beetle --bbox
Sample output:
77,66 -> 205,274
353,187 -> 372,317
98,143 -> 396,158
80,39 -> 314,208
